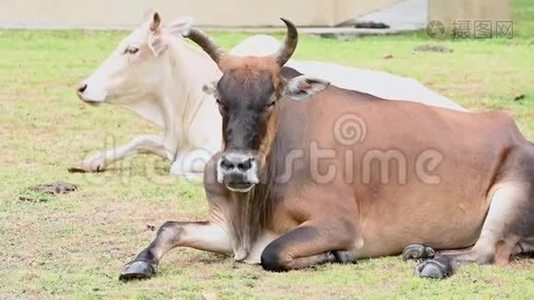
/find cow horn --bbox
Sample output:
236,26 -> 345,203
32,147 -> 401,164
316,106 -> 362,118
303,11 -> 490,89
273,18 -> 298,66
187,28 -> 226,65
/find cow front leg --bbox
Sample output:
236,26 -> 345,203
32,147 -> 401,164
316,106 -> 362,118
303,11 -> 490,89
170,148 -> 215,179
260,225 -> 357,272
119,221 -> 232,281
69,135 -> 171,173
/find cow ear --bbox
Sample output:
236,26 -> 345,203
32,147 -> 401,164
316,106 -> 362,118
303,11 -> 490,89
202,81 -> 220,98
285,75 -> 330,101
148,12 -> 166,56
148,33 -> 167,57
149,12 -> 162,32
167,16 -> 193,37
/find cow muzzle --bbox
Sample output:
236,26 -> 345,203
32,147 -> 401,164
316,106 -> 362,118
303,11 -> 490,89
76,82 -> 107,105
217,152 -> 260,193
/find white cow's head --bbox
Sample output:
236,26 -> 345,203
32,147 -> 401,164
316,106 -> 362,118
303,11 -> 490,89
77,12 -> 192,105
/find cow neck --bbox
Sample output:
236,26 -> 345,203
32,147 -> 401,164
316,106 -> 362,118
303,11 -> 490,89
227,177 -> 278,261
161,39 -> 221,152
226,109 -> 282,261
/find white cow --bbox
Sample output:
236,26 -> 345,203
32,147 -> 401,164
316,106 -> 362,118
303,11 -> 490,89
73,12 -> 465,177
74,13 -> 220,177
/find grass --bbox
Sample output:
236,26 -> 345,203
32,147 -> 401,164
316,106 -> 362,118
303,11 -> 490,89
0,0 -> 533,298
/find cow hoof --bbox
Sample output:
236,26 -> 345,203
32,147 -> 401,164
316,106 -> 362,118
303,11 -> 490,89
402,244 -> 435,261
119,260 -> 156,281
332,251 -> 357,264
68,155 -> 107,173
415,258 -> 452,279
68,163 -> 105,173
68,164 -> 90,173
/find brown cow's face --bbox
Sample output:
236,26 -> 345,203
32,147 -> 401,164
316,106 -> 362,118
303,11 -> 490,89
216,69 -> 277,151
204,63 -> 329,193
190,19 -> 329,193
203,64 -> 279,192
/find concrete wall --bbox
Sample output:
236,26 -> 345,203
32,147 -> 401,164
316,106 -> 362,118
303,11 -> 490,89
429,0 -> 511,24
0,0 -> 398,28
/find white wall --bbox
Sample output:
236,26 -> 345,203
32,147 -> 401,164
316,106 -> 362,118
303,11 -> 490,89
0,0 -> 398,29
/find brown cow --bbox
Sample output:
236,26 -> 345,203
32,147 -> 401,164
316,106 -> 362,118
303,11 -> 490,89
119,19 -> 534,281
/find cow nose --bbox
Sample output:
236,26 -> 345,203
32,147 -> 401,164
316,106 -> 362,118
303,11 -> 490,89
77,83 -> 88,93
217,152 -> 260,188
220,155 -> 254,172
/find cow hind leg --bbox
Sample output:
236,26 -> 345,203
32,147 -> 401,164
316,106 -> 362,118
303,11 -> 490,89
119,221 -> 232,281
417,182 -> 533,279
402,244 -> 436,261
260,225 -> 357,272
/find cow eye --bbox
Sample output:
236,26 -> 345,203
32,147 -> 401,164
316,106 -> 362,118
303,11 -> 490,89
123,47 -> 139,55
266,101 -> 276,108
216,99 -> 225,111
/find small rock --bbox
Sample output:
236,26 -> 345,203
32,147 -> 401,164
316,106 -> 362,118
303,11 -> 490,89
146,224 -> 156,231
513,94 -> 526,102
29,182 -> 78,195
383,53 -> 394,59
19,182 -> 78,203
